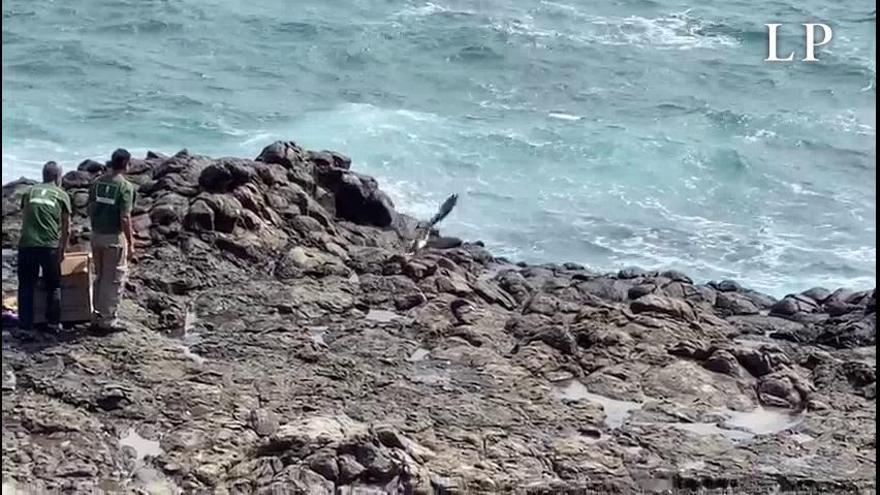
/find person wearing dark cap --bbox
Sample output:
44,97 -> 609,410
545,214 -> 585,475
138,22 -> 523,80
17,161 -> 71,332
87,148 -> 136,332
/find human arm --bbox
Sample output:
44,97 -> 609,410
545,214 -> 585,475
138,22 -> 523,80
122,214 -> 134,262
58,191 -> 71,262
120,185 -> 135,262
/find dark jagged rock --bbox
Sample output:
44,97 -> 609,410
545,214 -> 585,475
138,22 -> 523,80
77,159 -> 105,174
0,142 -> 874,494
61,170 -> 94,189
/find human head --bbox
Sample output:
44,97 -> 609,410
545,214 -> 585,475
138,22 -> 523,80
42,161 -> 62,185
108,148 -> 131,173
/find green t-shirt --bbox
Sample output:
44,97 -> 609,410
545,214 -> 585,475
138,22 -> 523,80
19,183 -> 71,248
88,174 -> 135,235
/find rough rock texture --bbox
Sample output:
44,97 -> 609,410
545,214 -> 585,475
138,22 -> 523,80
1,142 -> 875,494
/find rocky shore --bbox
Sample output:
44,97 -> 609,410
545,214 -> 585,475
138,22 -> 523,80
1,141 -> 875,494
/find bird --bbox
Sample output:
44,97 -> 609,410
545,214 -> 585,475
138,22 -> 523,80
408,194 -> 458,254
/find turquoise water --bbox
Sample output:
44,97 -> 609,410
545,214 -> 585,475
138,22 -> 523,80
2,0 -> 875,296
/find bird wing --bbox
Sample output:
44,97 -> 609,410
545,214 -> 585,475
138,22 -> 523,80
426,193 -> 458,228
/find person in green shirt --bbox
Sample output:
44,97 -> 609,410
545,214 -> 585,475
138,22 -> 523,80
17,161 -> 71,332
88,148 -> 136,332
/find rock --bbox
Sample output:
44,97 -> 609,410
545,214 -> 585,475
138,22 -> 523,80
630,294 -> 697,322
576,278 -> 630,302
184,200 -> 215,231
660,270 -> 692,284
308,452 -> 339,482
450,299 -> 478,326
628,284 -> 655,300
618,267 -> 649,279
77,159 -> 105,174
275,246 -> 349,279
308,150 -> 351,170
801,287 -> 832,304
198,163 -> 234,192
337,454 -> 365,483
703,349 -> 742,376
254,162 -> 290,186
149,193 -> 188,226
199,159 -> 257,193
715,291 -> 760,316
825,288 -> 855,306
61,170 -> 93,189
249,409 -> 280,437
1,143 -> 876,495
770,295 -> 818,317
269,415 -> 366,455
318,169 -> 396,227
842,361 -> 876,388
757,373 -> 805,409
146,151 -> 168,160
733,348 -> 774,377
711,280 -> 742,292
394,292 -> 427,311
256,141 -> 305,169
668,340 -> 710,360
196,193 -> 242,233
740,290 -> 778,309
816,314 -> 876,349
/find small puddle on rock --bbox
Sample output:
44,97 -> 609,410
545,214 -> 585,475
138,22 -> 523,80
724,407 -> 804,435
791,433 -> 814,444
309,326 -> 327,346
176,307 -> 205,365
407,348 -> 430,362
365,309 -> 399,323
850,346 -> 876,366
179,332 -> 205,365
554,380 -> 643,429
668,407 -> 804,442
119,429 -> 163,461
670,422 -> 754,442
680,460 -> 706,471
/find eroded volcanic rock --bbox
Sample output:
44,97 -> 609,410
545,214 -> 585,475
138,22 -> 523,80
1,142 -> 875,494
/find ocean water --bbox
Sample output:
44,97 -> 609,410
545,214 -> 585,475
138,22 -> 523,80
2,0 -> 875,296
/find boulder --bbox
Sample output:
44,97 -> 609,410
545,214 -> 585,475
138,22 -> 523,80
715,291 -> 760,316
660,270 -> 692,284
184,200 -> 214,232
630,294 -> 697,322
711,280 -> 742,292
801,287 -> 832,304
316,168 -> 396,227
702,349 -> 742,376
308,150 -> 351,170
256,141 -> 306,169
62,170 -> 93,189
196,193 -> 242,233
77,159 -> 105,174
198,159 -> 256,193
770,295 -> 818,317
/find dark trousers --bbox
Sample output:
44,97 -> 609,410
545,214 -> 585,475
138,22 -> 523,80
17,247 -> 61,330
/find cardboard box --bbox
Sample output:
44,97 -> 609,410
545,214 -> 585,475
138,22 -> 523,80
33,252 -> 92,324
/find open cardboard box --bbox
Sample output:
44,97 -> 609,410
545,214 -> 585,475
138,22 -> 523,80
33,252 -> 93,324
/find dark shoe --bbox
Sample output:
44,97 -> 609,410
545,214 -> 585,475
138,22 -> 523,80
91,321 -> 126,335
44,323 -> 63,334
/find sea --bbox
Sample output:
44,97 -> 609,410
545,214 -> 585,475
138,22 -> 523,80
2,0 -> 875,296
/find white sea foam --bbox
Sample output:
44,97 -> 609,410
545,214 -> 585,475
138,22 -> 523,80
548,112 -> 582,121
492,10 -> 739,50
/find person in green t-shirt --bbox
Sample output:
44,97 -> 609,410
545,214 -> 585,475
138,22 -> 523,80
17,161 -> 71,332
88,148 -> 136,332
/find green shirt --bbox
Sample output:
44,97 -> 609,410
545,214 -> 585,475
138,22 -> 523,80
19,183 -> 71,248
88,174 -> 135,235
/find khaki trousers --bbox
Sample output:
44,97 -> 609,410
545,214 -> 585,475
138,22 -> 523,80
91,233 -> 127,326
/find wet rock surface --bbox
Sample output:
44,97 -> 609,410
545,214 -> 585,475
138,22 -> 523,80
1,142 -> 875,493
